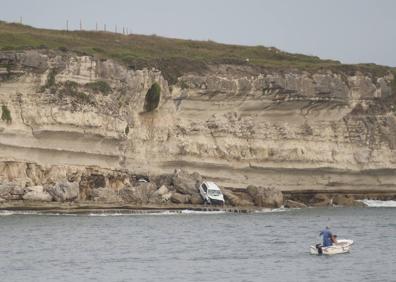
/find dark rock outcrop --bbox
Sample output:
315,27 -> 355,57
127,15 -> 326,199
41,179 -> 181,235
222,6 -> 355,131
46,181 -> 79,202
171,170 -> 202,195
332,194 -> 367,207
311,194 -> 332,207
284,199 -> 307,208
79,173 -> 107,200
23,185 -> 53,202
119,182 -> 157,204
170,192 -> 191,204
0,182 -> 24,200
190,193 -> 204,205
92,188 -> 121,203
152,185 -> 172,203
222,189 -> 254,207
247,185 -> 283,208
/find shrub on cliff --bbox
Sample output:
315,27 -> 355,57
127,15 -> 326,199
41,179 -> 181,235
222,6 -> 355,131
45,68 -> 56,88
60,81 -> 93,105
39,68 -> 57,92
85,80 -> 112,95
59,80 -> 78,97
144,83 -> 161,112
75,92 -> 92,104
1,105 -> 11,123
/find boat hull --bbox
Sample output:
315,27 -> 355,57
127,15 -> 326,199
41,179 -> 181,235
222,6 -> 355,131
310,239 -> 354,255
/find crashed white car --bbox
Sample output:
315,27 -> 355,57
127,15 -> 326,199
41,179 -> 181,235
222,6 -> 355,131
198,181 -> 225,205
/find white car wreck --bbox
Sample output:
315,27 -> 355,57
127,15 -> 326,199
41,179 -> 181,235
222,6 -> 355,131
198,181 -> 225,205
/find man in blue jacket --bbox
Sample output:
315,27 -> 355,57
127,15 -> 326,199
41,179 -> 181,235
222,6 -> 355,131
320,226 -> 333,247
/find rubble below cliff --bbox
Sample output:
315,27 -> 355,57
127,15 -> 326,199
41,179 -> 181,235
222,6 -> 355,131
0,161 -> 393,211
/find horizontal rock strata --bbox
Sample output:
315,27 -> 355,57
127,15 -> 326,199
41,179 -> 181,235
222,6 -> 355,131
1,50 -> 396,208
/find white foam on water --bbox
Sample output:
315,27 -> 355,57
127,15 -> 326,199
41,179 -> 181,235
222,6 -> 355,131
254,207 -> 291,213
0,209 -> 233,217
87,208 -> 291,216
87,212 -> 126,217
87,210 -> 228,216
179,209 -> 226,215
0,210 -> 44,216
0,210 -> 77,216
0,210 -> 15,216
0,208 -> 291,217
360,200 -> 396,207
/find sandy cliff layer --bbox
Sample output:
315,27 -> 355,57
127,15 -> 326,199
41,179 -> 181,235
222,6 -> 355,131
1,50 -> 396,205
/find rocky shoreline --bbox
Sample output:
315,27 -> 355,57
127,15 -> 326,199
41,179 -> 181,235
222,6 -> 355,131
0,165 -> 284,210
0,201 -> 257,214
1,162 -> 395,212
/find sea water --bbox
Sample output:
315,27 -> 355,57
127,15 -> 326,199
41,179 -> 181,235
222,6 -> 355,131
0,204 -> 395,282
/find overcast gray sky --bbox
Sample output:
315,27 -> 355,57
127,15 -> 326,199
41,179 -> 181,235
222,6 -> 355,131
1,0 -> 395,66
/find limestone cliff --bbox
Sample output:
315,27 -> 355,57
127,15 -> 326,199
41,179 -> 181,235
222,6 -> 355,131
1,49 -> 396,203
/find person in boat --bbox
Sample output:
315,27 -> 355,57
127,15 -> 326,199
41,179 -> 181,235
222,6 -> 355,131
320,226 -> 334,247
331,234 -> 338,244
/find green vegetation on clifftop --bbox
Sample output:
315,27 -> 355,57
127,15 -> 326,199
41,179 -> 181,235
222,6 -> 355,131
0,21 -> 394,84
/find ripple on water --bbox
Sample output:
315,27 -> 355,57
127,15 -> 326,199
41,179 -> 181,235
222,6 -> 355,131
0,207 -> 395,282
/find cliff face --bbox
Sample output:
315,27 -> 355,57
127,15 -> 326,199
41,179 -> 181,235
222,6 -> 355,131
1,50 -> 396,193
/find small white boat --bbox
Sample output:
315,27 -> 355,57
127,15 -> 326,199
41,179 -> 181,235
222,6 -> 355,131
310,239 -> 354,255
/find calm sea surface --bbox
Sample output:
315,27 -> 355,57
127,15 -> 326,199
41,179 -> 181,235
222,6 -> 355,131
0,207 -> 395,282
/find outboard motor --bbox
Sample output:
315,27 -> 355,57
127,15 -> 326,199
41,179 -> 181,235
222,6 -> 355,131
316,244 -> 323,255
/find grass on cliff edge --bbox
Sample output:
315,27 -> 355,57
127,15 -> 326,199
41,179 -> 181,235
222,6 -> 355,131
0,21 -> 395,84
